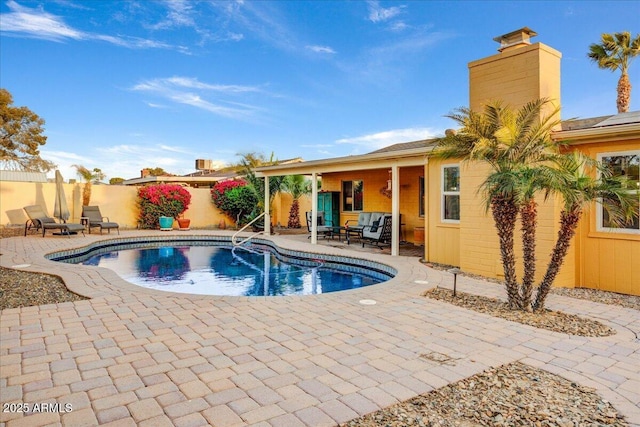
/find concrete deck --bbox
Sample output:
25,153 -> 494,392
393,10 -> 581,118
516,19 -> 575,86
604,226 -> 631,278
1,230 -> 639,426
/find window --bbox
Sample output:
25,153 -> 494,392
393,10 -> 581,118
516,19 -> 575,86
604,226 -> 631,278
419,176 -> 425,217
597,151 -> 640,233
442,165 -> 460,222
342,180 -> 363,212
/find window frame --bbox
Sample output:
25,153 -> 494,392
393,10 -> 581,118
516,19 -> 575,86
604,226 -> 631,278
342,180 -> 364,212
596,150 -> 640,235
441,164 -> 460,223
419,176 -> 425,217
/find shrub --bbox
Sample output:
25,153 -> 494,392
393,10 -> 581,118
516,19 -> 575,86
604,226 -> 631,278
211,179 -> 258,224
138,184 -> 192,229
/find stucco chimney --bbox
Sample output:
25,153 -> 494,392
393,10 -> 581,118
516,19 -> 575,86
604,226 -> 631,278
141,168 -> 150,178
493,27 -> 537,52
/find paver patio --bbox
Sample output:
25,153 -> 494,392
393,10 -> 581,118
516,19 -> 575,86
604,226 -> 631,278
1,230 -> 639,426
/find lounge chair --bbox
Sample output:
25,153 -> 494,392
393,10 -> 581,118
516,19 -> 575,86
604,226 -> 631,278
23,205 -> 85,238
305,211 -> 333,239
82,206 -> 120,234
361,214 -> 393,249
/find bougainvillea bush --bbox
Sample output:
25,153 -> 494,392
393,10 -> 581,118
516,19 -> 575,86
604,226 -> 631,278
138,184 -> 192,229
211,179 -> 258,224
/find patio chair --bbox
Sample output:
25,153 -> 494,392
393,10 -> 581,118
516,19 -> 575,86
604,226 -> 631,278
305,211 -> 333,239
23,205 -> 85,238
361,215 -> 392,249
81,206 -> 120,234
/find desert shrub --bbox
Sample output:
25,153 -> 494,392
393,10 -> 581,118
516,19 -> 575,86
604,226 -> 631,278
138,184 -> 192,229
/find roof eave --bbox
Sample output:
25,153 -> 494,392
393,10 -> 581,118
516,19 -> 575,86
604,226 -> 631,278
255,146 -> 434,176
553,122 -> 640,144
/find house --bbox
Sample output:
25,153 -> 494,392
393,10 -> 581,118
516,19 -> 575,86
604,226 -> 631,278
256,28 -> 640,295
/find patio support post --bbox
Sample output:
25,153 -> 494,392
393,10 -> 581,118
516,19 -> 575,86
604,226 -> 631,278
264,176 -> 270,236
311,172 -> 318,244
391,165 -> 400,256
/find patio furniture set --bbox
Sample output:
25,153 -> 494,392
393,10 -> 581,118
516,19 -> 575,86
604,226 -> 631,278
306,211 -> 393,248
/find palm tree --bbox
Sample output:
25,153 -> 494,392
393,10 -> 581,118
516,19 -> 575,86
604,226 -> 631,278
236,152 -> 285,221
533,152 -> 638,311
72,164 -> 106,206
282,175 -> 311,228
434,99 -> 561,310
588,31 -> 640,113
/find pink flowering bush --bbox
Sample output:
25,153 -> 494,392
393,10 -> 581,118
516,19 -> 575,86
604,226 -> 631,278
137,184 -> 192,229
211,179 -> 258,224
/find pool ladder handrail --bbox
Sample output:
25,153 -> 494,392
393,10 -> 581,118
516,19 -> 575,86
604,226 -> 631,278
232,212 -> 266,247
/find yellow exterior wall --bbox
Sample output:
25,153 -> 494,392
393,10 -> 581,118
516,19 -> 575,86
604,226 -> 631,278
426,158 -> 460,266
271,192 -> 311,229
0,182 -> 228,229
571,140 -> 640,296
468,42 -> 561,112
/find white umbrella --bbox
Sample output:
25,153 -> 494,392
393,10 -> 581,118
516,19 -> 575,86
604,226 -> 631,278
53,170 -> 70,223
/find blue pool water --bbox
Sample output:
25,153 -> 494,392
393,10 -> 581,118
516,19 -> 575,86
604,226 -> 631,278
62,243 -> 389,296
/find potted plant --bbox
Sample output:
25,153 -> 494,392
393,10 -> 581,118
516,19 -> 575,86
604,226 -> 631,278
137,184 -> 192,230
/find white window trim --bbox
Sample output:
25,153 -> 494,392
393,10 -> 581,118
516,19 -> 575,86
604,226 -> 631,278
441,164 -> 460,223
596,150 -> 640,235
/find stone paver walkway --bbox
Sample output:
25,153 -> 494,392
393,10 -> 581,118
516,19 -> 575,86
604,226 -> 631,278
1,230 -> 639,426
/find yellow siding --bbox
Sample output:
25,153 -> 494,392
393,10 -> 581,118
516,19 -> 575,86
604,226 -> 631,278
573,140 -> 640,296
426,158 -> 460,266
469,42 -> 562,112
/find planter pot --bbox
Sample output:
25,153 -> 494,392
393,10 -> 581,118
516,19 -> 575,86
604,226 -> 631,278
177,218 -> 191,230
159,216 -> 174,231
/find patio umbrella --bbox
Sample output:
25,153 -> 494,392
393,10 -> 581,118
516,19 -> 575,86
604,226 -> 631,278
53,170 -> 70,223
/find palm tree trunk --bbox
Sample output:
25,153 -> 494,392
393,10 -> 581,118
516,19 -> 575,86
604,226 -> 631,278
288,199 -> 301,228
533,210 -> 582,312
617,72 -> 631,113
82,182 -> 92,207
520,200 -> 537,311
491,196 -> 521,309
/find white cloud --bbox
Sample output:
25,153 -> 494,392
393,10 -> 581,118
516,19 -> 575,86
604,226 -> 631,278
0,0 -> 188,52
131,76 -> 266,119
367,0 -> 404,23
306,45 -> 336,54
336,127 -> 438,149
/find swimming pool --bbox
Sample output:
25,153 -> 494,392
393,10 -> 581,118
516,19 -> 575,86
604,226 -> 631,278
51,237 -> 394,297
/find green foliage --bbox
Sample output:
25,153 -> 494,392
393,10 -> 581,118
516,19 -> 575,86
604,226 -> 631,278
211,179 -> 259,224
144,167 -> 172,176
109,177 -> 125,185
72,164 -> 107,206
137,184 -> 192,229
0,88 -> 55,172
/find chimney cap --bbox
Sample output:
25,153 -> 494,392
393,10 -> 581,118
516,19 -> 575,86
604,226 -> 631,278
493,27 -> 538,52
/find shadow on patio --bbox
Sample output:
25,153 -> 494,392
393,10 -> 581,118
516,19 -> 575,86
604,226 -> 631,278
273,228 -> 425,257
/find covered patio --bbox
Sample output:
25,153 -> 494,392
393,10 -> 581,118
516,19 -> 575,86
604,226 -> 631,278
255,140 -> 435,257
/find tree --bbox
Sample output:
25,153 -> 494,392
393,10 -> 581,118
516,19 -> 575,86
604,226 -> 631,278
143,167 -> 172,176
109,177 -> 125,185
73,164 -> 106,206
434,99 -> 561,310
588,31 -> 640,113
236,152 -> 285,221
532,152 -> 638,311
282,175 -> 311,228
0,88 -> 55,172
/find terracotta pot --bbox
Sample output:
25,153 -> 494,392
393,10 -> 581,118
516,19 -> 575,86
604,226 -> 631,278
177,218 -> 191,230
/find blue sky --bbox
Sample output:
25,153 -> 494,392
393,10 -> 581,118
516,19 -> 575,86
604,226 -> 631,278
1,1 -> 639,181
